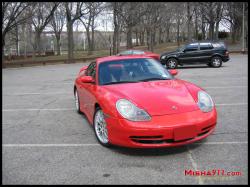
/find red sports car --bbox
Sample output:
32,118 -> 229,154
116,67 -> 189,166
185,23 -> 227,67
74,55 -> 217,148
117,50 -> 160,61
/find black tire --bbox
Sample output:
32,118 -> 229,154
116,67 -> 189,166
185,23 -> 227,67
93,107 -> 111,147
166,58 -> 178,69
211,56 -> 222,68
74,89 -> 81,114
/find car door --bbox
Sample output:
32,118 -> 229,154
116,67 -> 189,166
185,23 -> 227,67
197,43 -> 214,63
179,43 -> 200,64
79,62 -> 97,119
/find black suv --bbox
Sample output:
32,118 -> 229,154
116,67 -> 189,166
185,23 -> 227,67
160,42 -> 230,68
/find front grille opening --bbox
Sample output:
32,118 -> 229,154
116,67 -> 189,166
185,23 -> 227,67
131,139 -> 165,144
165,138 -> 194,143
129,135 -> 163,139
202,124 -> 215,131
198,130 -> 209,137
131,137 -> 194,144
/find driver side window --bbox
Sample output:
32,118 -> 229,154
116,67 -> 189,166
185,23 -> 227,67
185,43 -> 198,52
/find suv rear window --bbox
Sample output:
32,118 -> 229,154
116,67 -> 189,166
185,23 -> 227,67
212,43 -> 226,48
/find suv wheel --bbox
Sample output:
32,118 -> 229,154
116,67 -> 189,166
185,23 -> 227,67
166,58 -> 178,69
211,56 -> 222,68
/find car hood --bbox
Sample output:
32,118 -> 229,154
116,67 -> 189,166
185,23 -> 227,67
101,80 -> 200,116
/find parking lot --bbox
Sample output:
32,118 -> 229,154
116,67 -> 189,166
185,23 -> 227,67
2,54 -> 248,184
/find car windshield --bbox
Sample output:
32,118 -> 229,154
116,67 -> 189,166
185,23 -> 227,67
177,45 -> 185,52
118,50 -> 145,55
98,58 -> 173,85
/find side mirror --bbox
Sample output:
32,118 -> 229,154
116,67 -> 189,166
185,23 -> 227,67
78,66 -> 88,74
169,69 -> 178,76
80,76 -> 94,83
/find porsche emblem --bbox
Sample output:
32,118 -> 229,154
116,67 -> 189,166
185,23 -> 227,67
172,106 -> 177,110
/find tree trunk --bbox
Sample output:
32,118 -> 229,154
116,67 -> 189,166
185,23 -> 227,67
2,36 -> 5,64
56,35 -> 61,55
91,17 -> 95,52
15,25 -> 19,56
91,27 -> 95,52
67,21 -> 74,63
177,16 -> 180,47
187,2 -> 191,42
231,24 -> 237,44
146,28 -> 150,50
158,27 -> 162,44
209,22 -> 215,40
166,26 -> 170,42
35,30 -> 42,56
135,29 -> 139,46
149,29 -> 154,52
113,2 -> 119,55
201,13 -> 206,40
126,25 -> 133,49
215,21 -> 219,41
195,8 -> 198,40
140,31 -> 145,45
86,28 -> 92,55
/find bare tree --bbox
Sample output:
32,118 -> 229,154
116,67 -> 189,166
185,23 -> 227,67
49,3 -> 65,55
65,2 -> 87,62
31,2 -> 58,56
116,2 -> 148,49
223,2 -> 244,43
111,2 -> 125,54
2,2 -> 32,60
80,2 -> 104,55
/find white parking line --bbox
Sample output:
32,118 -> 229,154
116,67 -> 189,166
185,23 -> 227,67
3,92 -> 71,96
216,103 -> 248,106
187,148 -> 204,184
2,144 -> 100,147
204,86 -> 247,89
2,108 -> 75,112
2,142 -> 248,147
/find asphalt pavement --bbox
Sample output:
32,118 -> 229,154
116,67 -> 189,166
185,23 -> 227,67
2,54 -> 248,184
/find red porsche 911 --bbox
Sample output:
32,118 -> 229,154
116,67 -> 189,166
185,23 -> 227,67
74,55 -> 217,148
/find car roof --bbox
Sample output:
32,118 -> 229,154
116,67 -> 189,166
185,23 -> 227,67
96,55 -> 152,64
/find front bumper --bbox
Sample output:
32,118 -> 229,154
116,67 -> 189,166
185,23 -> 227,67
222,56 -> 230,62
105,108 -> 217,148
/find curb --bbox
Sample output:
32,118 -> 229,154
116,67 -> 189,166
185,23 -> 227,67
2,51 -> 247,68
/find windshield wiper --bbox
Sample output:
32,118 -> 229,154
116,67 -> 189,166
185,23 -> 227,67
103,81 -> 139,85
139,77 -> 170,82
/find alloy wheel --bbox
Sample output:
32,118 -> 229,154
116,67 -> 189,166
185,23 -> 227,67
94,109 -> 109,144
211,57 -> 222,67
167,58 -> 178,69
74,90 -> 80,113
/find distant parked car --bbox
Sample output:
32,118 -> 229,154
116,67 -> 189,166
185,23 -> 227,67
160,42 -> 230,69
117,50 -> 160,61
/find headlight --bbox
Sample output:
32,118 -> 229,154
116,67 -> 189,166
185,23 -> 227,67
116,99 -> 151,121
197,91 -> 214,112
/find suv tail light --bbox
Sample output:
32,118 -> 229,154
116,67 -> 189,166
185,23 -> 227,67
225,51 -> 229,56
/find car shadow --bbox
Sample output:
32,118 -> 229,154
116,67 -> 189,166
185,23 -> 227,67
109,139 -> 207,156
176,65 -> 227,69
